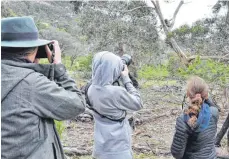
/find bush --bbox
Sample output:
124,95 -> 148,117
61,54 -> 92,72
76,54 -> 93,72
54,120 -> 65,139
167,53 -> 185,76
178,56 -> 229,86
138,65 -> 169,80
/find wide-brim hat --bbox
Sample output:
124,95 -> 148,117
1,16 -> 51,57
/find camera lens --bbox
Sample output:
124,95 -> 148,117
121,54 -> 132,66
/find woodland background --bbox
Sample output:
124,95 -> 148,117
1,0 -> 229,158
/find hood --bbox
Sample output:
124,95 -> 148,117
1,59 -> 52,101
91,51 -> 123,86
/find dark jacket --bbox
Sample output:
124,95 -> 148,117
1,59 -> 86,159
171,106 -> 219,159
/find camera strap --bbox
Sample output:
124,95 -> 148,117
84,82 -> 126,122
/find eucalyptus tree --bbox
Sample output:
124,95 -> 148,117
75,1 -> 164,66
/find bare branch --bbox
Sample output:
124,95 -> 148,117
224,46 -> 229,53
226,1 -> 229,25
224,53 -> 229,58
144,0 -> 189,64
170,0 -> 184,28
121,6 -> 155,13
155,0 -> 169,32
212,0 -> 222,13
188,55 -> 229,62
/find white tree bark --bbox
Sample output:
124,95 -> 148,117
144,0 -> 229,64
145,0 -> 189,64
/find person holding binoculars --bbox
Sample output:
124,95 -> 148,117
85,51 -> 143,159
1,16 -> 86,159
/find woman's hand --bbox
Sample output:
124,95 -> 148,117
121,65 -> 129,77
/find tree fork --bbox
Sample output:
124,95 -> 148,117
145,0 -> 229,65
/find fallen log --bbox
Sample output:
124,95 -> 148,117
63,147 -> 91,156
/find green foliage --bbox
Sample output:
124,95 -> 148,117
76,54 -> 93,71
37,22 -> 50,30
191,25 -> 205,34
172,24 -> 207,37
167,32 -> 174,38
178,57 -> 229,86
138,65 -> 169,80
39,58 -> 50,64
178,24 -> 190,34
167,53 -> 185,75
54,120 -> 65,139
61,54 -> 92,72
79,35 -> 88,42
1,6 -> 17,18
8,8 -> 17,17
56,27 -> 67,32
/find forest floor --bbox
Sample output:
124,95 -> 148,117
62,79 -> 229,159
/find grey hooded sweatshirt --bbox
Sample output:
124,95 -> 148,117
88,51 -> 143,159
1,58 -> 86,159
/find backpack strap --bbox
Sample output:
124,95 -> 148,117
84,81 -> 126,122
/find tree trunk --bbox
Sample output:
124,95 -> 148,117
146,0 -> 189,65
144,0 -> 229,64
70,55 -> 77,67
215,113 -> 229,146
226,2 -> 229,25
117,42 -> 125,57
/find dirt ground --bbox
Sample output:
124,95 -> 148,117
62,81 -> 229,159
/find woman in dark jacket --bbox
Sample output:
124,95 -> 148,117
171,76 -> 219,159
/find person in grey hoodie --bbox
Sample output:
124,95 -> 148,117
87,51 -> 143,159
1,17 -> 86,159
171,76 -> 219,159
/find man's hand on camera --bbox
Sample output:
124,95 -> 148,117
121,65 -> 129,77
45,40 -> 62,64
34,58 -> 40,64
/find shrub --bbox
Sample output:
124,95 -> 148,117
138,65 -> 169,80
178,56 -> 229,86
54,120 -> 65,139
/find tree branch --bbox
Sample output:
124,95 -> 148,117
170,0 -> 184,28
226,1 -> 229,25
188,55 -> 229,62
144,0 -> 189,64
155,0 -> 169,32
121,6 -> 155,13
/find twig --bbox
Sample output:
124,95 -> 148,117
121,6 -> 155,13
146,141 -> 157,155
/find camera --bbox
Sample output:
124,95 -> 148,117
36,44 -> 54,58
121,54 -> 132,66
121,54 -> 139,88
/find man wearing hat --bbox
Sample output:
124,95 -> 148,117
1,16 -> 86,159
